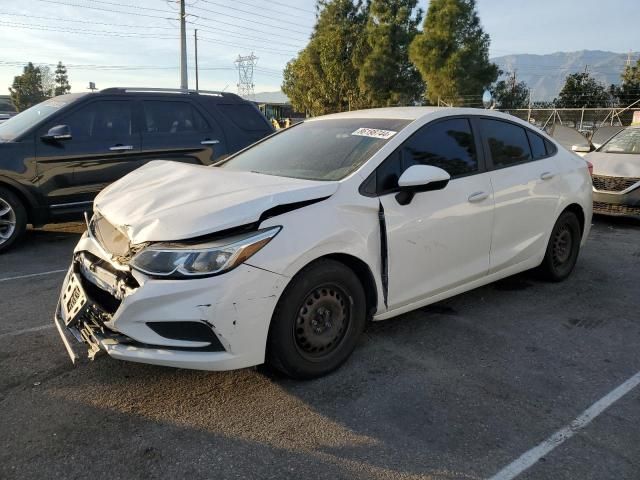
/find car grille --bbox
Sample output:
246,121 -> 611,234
592,175 -> 640,192
593,201 -> 640,216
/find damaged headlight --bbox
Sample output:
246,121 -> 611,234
130,227 -> 281,278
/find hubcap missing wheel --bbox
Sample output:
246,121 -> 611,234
294,285 -> 350,359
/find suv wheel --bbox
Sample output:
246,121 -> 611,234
538,210 -> 581,282
0,187 -> 27,253
266,259 -> 366,379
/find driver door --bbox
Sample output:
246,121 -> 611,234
376,117 -> 494,310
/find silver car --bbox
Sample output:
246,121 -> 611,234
586,126 -> 640,217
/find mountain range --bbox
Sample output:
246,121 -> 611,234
489,50 -> 636,102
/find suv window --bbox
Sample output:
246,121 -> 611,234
61,100 -> 134,140
481,119 -> 532,167
218,104 -> 269,132
143,101 -> 209,134
375,118 -> 478,194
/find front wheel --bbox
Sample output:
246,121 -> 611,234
266,259 -> 366,379
538,210 -> 581,282
0,187 -> 27,253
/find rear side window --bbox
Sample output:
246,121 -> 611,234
218,104 -> 269,132
143,101 -> 209,134
527,130 -> 547,159
481,119 -> 532,168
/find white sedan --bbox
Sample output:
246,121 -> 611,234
55,107 -> 592,378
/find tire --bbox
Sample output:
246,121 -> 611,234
538,210 -> 581,282
0,187 -> 27,254
266,259 -> 367,379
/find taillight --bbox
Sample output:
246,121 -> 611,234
586,161 -> 593,176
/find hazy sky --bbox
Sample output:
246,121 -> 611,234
1,0 -> 638,95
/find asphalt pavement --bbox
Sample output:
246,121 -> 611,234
1,217 -> 639,480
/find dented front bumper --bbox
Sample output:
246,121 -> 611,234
54,233 -> 289,371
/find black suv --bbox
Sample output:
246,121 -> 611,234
0,88 -> 273,252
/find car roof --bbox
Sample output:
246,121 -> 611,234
309,106 -> 530,123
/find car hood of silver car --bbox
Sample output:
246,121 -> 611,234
585,151 -> 640,178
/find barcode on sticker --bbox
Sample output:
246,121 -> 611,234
351,128 -> 397,139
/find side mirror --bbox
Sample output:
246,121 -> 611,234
42,125 -> 72,142
571,144 -> 591,153
396,165 -> 450,205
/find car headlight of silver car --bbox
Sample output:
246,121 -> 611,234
129,226 -> 281,278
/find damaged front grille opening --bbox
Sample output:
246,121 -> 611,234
72,256 -> 226,354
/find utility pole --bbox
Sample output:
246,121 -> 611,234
179,0 -> 188,90
194,29 -> 199,92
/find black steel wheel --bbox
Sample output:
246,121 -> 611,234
267,259 -> 366,379
539,210 -> 581,282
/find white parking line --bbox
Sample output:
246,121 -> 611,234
0,324 -> 54,340
488,371 -> 640,480
0,269 -> 67,283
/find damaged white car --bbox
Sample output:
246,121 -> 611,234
55,107 -> 592,378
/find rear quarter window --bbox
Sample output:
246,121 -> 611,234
217,104 -> 270,132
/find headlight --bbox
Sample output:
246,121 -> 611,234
129,227 -> 280,278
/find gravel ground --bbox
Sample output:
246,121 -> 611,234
1,216 -> 639,480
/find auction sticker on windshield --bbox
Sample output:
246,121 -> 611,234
351,128 -> 397,139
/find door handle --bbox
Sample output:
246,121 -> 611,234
201,139 -> 220,145
540,171 -> 554,180
109,145 -> 134,151
468,191 -> 489,203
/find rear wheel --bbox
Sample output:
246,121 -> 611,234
0,187 -> 27,253
538,211 -> 581,281
266,259 -> 366,379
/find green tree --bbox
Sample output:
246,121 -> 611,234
358,0 -> 423,107
409,0 -> 498,105
8,62 -> 48,112
491,72 -> 530,109
54,61 -> 71,96
554,72 -> 612,108
612,59 -> 640,106
282,0 -> 367,115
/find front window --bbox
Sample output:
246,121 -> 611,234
599,128 -> 640,154
0,94 -> 84,141
219,118 -> 410,181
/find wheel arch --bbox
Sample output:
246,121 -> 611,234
0,178 -> 38,224
277,253 -> 380,321
561,202 -> 586,236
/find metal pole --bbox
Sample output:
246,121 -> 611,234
179,0 -> 188,89
194,29 -> 199,92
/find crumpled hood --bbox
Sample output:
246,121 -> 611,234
94,160 -> 338,243
586,152 -> 640,178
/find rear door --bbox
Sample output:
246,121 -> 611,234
378,117 -> 494,309
36,98 -> 141,208
140,98 -> 227,165
480,118 -> 562,273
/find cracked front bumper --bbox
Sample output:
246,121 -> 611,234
54,234 -> 289,371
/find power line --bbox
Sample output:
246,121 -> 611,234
0,21 -> 178,39
199,0 -> 313,21
198,36 -> 295,57
34,0 -> 175,21
195,0 -> 314,27
268,0 -> 316,14
1,12 -> 172,29
187,3 -> 310,36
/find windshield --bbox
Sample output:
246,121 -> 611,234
599,128 -> 640,154
219,118 -> 411,181
0,94 -> 83,141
